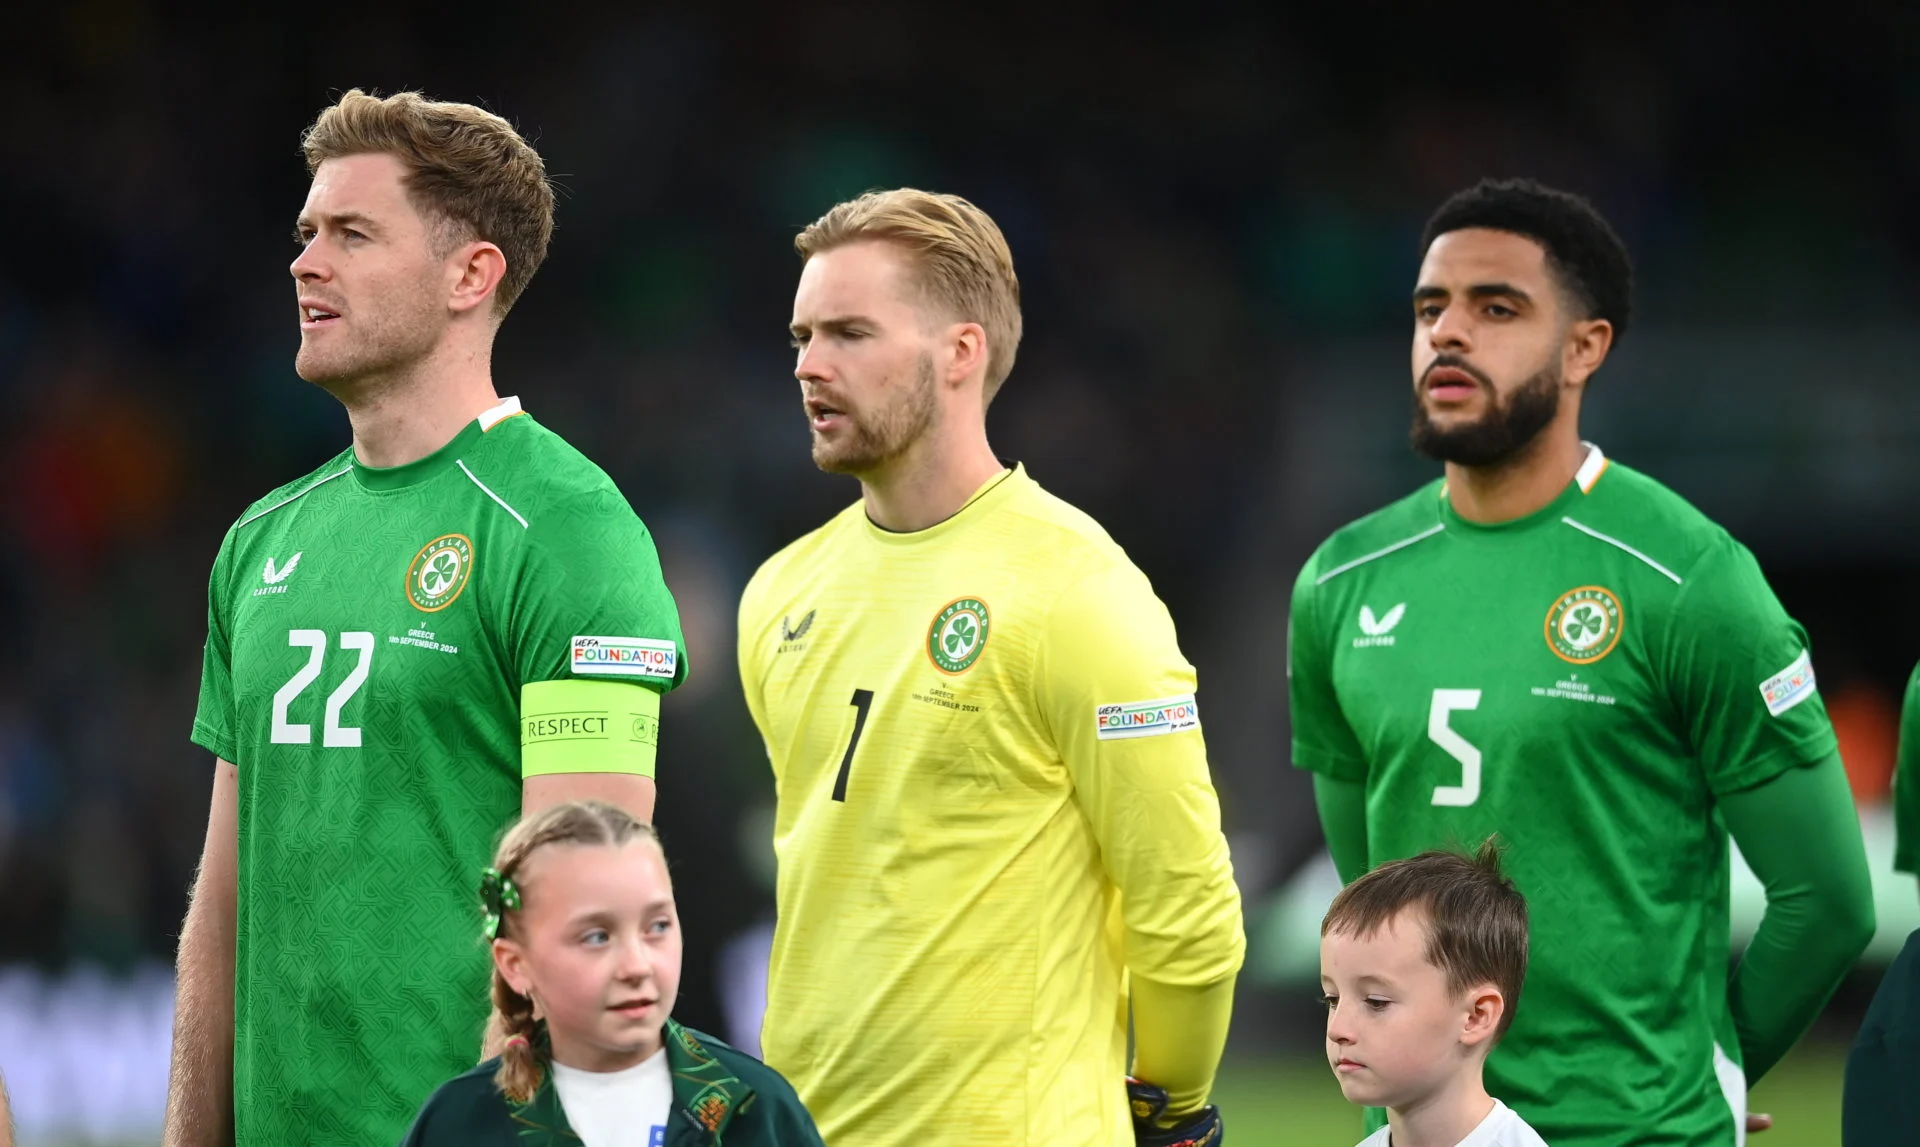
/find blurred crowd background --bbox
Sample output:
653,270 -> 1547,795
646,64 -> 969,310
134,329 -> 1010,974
1,2 -> 1916,1140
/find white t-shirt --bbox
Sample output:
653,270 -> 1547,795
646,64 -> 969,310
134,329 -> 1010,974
552,1047 -> 673,1147
1354,1100 -> 1551,1147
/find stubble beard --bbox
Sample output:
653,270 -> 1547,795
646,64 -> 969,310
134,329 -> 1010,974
295,273 -> 446,399
1410,354 -> 1564,468
811,354 -> 940,476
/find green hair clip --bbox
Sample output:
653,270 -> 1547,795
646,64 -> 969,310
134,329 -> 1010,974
480,867 -> 524,941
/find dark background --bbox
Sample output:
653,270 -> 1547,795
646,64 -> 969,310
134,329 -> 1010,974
1,0 -> 1916,1119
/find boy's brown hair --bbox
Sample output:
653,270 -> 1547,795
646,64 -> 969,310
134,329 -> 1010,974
301,88 -> 555,316
1321,837 -> 1529,1038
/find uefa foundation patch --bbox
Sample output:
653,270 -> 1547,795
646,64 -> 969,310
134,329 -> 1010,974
1760,650 -> 1817,717
1095,694 -> 1201,740
572,636 -> 679,680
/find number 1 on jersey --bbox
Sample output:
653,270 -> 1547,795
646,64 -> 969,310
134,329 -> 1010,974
833,689 -> 874,802
1428,688 -> 1482,807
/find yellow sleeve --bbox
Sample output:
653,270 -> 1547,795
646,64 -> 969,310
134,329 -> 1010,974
736,568 -> 776,772
1130,975 -> 1237,1121
1036,563 -> 1244,1107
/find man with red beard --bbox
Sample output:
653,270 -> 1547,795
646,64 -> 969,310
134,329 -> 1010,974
737,189 -> 1244,1147
1290,178 -> 1874,1147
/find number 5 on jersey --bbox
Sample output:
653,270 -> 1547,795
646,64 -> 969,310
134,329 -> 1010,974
1428,688 -> 1482,807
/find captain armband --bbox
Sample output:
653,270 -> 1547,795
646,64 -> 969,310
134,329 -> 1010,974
520,678 -> 661,779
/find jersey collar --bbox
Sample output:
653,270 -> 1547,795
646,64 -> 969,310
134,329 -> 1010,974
860,462 -> 1029,545
1438,442 -> 1606,533
348,402 -> 519,492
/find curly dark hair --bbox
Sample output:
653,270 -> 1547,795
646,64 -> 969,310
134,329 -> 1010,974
1421,178 -> 1633,345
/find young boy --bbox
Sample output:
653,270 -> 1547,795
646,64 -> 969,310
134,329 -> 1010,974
1320,840 -> 1548,1147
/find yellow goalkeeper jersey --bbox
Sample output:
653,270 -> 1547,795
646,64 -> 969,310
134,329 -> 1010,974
738,465 -> 1244,1147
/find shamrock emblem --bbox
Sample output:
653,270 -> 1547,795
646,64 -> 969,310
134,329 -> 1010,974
945,614 -> 977,656
422,550 -> 460,596
1565,604 -> 1604,642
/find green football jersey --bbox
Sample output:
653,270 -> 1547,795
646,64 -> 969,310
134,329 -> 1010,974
1290,446 -> 1836,1147
192,397 -> 685,1145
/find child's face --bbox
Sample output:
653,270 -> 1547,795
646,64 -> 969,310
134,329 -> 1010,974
1319,908 -> 1497,1110
496,839 -> 682,1072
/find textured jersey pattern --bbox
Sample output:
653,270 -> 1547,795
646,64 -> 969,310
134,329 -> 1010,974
1290,449 -> 1836,1147
193,404 -> 684,1144
739,466 -> 1242,1147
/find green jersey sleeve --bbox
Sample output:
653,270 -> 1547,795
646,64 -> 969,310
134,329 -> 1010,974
501,487 -> 687,694
1893,662 -> 1920,875
1289,557 -> 1368,781
190,523 -> 240,763
1663,538 -> 1837,796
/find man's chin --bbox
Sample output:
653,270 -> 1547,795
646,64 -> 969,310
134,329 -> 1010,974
810,438 -> 878,476
294,349 -> 356,388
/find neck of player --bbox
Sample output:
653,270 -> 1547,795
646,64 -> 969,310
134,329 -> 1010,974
859,418 -> 1005,533
1443,418 -> 1588,525
334,342 -> 501,469
1386,1073 -> 1495,1147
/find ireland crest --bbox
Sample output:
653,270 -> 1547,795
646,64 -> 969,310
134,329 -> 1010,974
1545,585 -> 1622,664
927,597 -> 990,675
407,534 -> 475,612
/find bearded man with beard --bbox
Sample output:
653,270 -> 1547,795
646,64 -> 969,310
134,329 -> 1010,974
737,190 -> 1243,1147
166,90 -> 684,1146
1289,179 -> 1874,1147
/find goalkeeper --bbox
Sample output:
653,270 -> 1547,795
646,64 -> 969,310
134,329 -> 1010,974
741,187 -> 1244,1145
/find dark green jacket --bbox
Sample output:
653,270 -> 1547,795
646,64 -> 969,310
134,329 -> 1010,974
398,1021 -> 824,1147
1845,927 -> 1920,1145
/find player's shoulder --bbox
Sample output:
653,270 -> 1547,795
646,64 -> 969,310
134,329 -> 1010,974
1349,1126 -> 1392,1147
1002,472 -> 1143,580
226,447 -> 357,536
1576,455 -> 1752,582
464,409 -> 645,529
1301,478 -> 1448,586
742,498 -> 868,611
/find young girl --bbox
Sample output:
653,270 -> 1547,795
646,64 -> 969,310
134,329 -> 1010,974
400,800 -> 823,1146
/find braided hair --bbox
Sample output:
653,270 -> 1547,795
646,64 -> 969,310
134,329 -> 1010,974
480,800 -> 661,1102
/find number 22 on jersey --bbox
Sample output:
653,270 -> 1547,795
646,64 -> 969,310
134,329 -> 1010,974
271,629 -> 374,747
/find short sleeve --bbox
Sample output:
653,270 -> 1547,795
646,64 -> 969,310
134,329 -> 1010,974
1289,556 -> 1368,781
1037,562 -> 1244,987
736,564 -> 776,759
1893,662 -> 1920,875
503,488 -> 687,694
1663,539 -> 1838,796
190,524 -> 239,763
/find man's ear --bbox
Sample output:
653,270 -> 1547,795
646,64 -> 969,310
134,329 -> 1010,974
942,321 -> 989,388
1563,316 -> 1613,388
1461,983 -> 1506,1049
448,240 -> 508,318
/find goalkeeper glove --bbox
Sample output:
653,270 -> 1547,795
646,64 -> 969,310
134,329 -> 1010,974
1126,1077 -> 1223,1147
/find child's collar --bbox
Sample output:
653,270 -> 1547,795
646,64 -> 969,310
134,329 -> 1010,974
664,1019 -> 753,1138
508,1021 -> 754,1141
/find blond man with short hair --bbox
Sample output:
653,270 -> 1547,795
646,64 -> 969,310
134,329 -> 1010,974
165,90 -> 685,1146
738,189 -> 1245,1146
